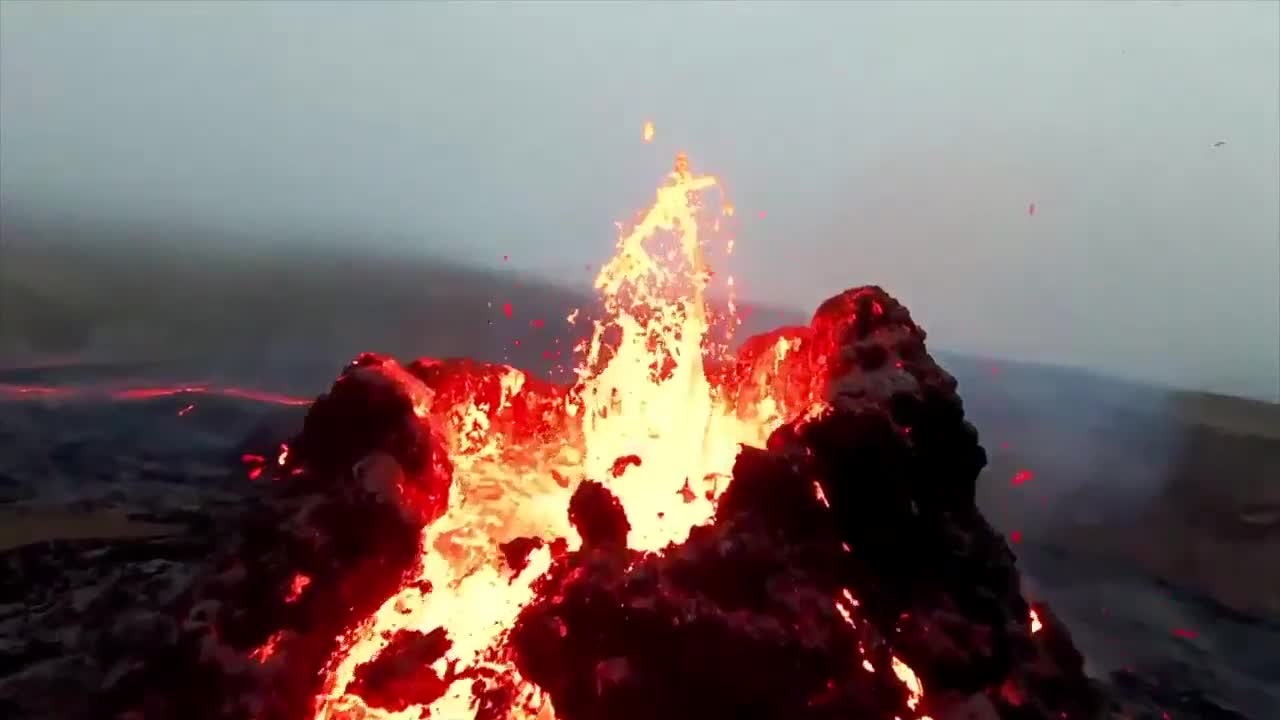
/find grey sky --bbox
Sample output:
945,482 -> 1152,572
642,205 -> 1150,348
2,1 -> 1277,400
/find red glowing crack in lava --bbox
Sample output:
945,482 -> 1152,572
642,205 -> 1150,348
0,382 -> 312,406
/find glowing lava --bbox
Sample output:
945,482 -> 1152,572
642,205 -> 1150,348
308,154 -> 769,719
308,153 -> 932,720
575,151 -> 763,549
4,152 -> 1062,720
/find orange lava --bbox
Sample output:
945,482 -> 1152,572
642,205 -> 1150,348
300,153 -> 929,720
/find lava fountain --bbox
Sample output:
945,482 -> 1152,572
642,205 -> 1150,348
311,153 -> 781,720
98,149 -> 1092,720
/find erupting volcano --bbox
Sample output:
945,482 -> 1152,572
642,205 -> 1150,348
313,153 -> 803,719
102,153 -> 1100,720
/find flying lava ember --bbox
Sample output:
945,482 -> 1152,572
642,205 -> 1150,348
87,151 -> 1096,720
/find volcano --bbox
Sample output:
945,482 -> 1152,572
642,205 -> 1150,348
86,157 -> 1099,719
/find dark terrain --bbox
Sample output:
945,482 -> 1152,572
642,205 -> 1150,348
1,219 -> 1277,718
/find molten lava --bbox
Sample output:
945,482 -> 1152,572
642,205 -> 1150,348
1,143 -> 1094,719
310,154 -> 795,720
104,150 -> 1077,720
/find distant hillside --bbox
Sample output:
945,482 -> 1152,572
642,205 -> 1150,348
0,215 -> 800,390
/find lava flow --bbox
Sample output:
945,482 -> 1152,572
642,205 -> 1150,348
103,152 -> 1097,720
313,154 -> 782,719
0,382 -> 312,406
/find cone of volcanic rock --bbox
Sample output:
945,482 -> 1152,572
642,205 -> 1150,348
292,352 -> 453,525
779,286 -> 1100,717
512,452 -> 924,720
100,354 -> 453,720
513,287 -> 1100,720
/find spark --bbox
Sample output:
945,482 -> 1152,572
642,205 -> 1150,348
286,573 -> 312,603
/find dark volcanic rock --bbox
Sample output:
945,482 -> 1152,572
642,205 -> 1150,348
293,352 -> 453,525
91,354 -> 453,720
348,628 -> 453,712
512,470 -> 920,720
511,286 -> 1101,720
0,536 -> 215,720
792,287 -> 1098,717
568,480 -> 631,550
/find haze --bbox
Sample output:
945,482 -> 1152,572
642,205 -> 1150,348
1,1 -> 1277,400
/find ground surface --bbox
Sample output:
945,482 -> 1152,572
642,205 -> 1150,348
1,356 -> 1276,719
